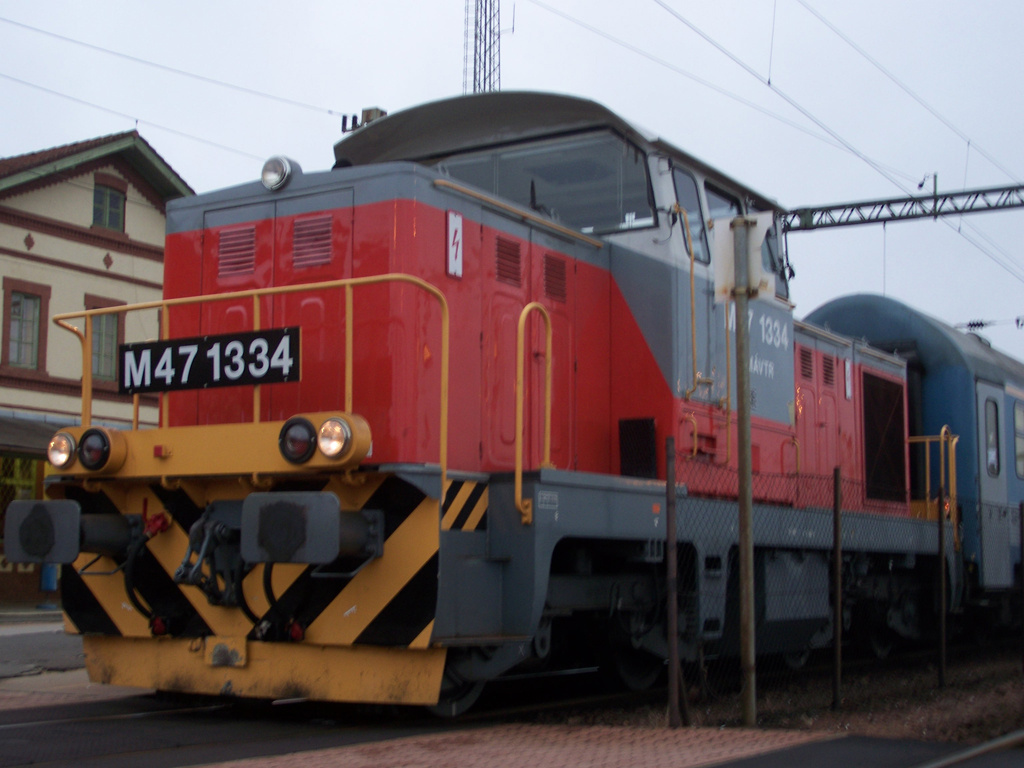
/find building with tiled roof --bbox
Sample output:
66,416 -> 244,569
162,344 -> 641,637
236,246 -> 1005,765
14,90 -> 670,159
0,131 -> 191,602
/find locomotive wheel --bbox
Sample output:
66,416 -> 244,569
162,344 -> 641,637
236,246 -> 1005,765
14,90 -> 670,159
868,627 -> 895,660
783,648 -> 810,670
426,669 -> 485,718
609,646 -> 664,691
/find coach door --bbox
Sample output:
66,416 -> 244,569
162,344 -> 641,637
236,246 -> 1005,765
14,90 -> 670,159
976,380 -> 1013,588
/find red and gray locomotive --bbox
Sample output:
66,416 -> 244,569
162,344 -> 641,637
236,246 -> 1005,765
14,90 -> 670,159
7,92 -> 1019,714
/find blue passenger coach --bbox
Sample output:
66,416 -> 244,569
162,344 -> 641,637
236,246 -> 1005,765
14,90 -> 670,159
807,294 -> 1024,618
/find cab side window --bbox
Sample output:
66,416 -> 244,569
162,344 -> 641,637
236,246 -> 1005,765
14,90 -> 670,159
672,169 -> 708,263
705,184 -> 742,221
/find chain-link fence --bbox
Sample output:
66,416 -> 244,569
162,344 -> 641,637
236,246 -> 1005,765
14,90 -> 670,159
664,445 -> 993,727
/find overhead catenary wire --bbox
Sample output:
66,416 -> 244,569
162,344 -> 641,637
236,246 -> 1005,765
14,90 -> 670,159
524,0 -> 920,185
524,0 -> 847,155
0,72 -> 265,163
794,0 -> 1022,185
646,0 -> 1024,287
955,317 -> 1024,331
0,15 -> 346,118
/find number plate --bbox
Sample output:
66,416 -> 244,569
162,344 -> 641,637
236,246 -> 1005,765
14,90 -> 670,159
119,327 -> 300,394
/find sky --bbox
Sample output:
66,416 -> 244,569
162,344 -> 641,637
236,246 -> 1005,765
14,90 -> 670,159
2,0 -> 1023,358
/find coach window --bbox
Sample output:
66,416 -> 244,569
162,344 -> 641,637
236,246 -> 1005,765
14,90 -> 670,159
1014,403 -> 1024,478
985,398 -> 1000,476
2,277 -> 50,374
671,168 -> 708,263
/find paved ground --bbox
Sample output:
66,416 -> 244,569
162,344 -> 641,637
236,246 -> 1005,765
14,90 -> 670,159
1,605 -> 1020,768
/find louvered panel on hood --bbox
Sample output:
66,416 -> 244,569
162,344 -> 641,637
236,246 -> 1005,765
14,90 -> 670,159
217,227 -> 256,277
823,355 -> 836,387
293,215 -> 333,268
495,237 -> 522,286
799,347 -> 813,380
544,254 -> 567,302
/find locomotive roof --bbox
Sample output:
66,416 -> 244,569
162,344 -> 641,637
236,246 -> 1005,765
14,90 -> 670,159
805,294 -> 1024,390
333,91 -> 782,212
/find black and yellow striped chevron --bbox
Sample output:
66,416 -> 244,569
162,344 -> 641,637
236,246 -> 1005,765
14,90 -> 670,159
63,473 -> 491,651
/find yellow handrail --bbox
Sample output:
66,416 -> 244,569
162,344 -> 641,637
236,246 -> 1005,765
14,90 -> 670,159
515,302 -> 554,525
683,413 -> 698,459
52,274 -> 451,486
908,426 -> 960,550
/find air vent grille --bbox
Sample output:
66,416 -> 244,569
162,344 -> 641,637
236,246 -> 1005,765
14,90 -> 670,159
823,356 -> 836,387
218,227 -> 256,277
496,237 -> 522,286
544,255 -> 567,302
293,216 -> 333,268
799,348 -> 813,380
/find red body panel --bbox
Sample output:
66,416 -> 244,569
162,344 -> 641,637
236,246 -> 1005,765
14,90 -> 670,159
162,190 -> 910,518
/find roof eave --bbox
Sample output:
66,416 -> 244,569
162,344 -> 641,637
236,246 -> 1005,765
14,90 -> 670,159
0,133 -> 192,199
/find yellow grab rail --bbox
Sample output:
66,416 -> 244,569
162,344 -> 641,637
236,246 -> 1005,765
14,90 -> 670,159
52,274 -> 451,486
682,413 -> 699,459
909,426 -> 959,550
515,302 -> 554,525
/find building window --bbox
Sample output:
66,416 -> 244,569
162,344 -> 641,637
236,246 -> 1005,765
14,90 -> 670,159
93,185 -> 125,231
9,292 -> 40,368
85,295 -> 125,382
2,278 -> 50,374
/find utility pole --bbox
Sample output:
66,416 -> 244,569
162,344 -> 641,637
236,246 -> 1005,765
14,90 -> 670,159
733,216 -> 757,727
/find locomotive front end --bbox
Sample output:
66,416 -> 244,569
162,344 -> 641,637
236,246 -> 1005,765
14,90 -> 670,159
2,204 -> 459,705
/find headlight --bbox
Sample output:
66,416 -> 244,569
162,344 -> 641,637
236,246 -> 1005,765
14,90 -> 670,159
261,156 -> 298,191
318,418 -> 352,459
279,417 -> 316,464
47,432 -> 76,469
78,429 -> 111,470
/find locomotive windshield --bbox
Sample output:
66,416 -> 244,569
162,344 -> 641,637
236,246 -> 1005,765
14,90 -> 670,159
433,131 -> 655,235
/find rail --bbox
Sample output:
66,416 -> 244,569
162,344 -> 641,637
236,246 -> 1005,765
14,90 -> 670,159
51,274 -> 451,483
909,426 -> 960,549
515,302 -> 554,524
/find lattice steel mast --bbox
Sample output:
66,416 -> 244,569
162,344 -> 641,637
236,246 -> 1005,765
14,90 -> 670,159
464,0 -> 501,93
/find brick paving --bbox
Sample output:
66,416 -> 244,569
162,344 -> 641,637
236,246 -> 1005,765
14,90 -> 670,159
192,723 -> 837,768
0,671 -> 837,768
